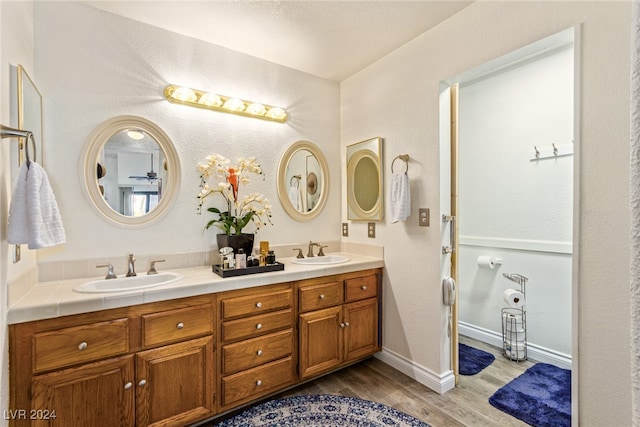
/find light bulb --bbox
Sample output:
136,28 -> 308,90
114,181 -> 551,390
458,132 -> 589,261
198,92 -> 222,107
246,103 -> 266,116
223,98 -> 245,112
265,107 -> 287,121
171,86 -> 197,102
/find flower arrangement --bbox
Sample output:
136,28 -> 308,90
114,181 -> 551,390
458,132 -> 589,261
197,154 -> 272,235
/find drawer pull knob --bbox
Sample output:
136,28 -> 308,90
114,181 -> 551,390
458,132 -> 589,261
256,380 -> 263,387
78,342 -> 88,351
176,322 -> 184,329
256,323 -> 263,330
124,382 -> 133,390
345,322 -> 350,327
340,322 -> 346,328
138,379 -> 147,387
319,294 -> 325,300
256,302 -> 263,308
257,349 -> 263,356
361,285 -> 367,290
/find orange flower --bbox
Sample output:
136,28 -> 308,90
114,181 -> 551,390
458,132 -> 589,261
228,167 -> 239,201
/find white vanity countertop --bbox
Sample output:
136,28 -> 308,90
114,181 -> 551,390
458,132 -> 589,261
8,252 -> 384,325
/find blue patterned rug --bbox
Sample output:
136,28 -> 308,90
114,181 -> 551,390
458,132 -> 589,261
459,343 -> 495,375
215,394 -> 430,426
489,363 -> 571,427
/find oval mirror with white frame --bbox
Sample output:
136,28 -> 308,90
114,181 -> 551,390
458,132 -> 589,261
81,116 -> 181,228
277,140 -> 329,222
347,137 -> 383,221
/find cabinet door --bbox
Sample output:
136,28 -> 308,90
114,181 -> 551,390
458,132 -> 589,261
344,298 -> 379,361
136,336 -> 214,427
31,355 -> 135,427
298,306 -> 343,379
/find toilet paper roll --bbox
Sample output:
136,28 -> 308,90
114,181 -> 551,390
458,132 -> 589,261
477,256 -> 501,269
503,288 -> 525,308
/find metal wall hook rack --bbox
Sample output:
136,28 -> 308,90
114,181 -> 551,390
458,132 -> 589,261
530,142 -> 573,161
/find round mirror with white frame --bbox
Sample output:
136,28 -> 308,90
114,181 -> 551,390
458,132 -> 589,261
277,140 -> 329,222
81,115 -> 181,228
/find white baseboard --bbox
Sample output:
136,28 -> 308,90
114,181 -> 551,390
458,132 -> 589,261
374,347 -> 455,395
459,321 -> 572,370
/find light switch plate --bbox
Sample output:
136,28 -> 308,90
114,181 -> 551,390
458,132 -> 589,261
342,223 -> 349,237
419,208 -> 430,226
13,245 -> 21,263
368,222 -> 376,238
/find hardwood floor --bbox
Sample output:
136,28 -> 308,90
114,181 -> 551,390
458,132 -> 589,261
204,336 -> 536,426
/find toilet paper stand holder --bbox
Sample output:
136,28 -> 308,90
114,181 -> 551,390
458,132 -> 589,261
501,273 -> 529,362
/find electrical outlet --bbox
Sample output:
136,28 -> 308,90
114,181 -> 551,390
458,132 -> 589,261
13,245 -> 21,263
342,223 -> 349,237
368,222 -> 376,238
419,208 -> 430,226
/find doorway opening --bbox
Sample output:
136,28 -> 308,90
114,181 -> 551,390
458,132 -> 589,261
439,26 -> 579,414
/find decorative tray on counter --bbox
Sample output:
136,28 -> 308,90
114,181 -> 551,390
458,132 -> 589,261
212,262 -> 285,278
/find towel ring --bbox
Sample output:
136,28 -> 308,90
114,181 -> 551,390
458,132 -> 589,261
24,131 -> 36,168
391,154 -> 409,173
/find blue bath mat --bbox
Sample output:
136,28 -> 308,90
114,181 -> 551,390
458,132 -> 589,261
489,363 -> 571,427
459,343 -> 495,375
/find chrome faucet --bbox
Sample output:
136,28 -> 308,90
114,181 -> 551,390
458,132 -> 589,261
126,254 -> 137,277
96,263 -> 117,279
317,245 -> 328,256
307,241 -> 319,257
147,259 -> 165,275
293,248 -> 304,259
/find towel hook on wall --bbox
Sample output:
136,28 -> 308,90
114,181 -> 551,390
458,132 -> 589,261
391,154 -> 410,173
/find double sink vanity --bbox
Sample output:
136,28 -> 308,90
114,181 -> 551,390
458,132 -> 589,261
8,253 -> 383,427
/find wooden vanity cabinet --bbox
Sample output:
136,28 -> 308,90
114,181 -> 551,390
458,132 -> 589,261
9,295 -> 216,427
298,269 -> 381,379
9,268 -> 382,426
217,283 -> 295,411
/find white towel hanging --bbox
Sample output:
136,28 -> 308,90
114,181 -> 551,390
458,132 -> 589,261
390,172 -> 410,223
7,162 -> 66,249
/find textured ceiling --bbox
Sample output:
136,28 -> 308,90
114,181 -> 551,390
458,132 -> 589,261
83,1 -> 472,81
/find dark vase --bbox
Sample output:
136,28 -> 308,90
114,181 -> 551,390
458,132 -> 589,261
216,233 -> 255,257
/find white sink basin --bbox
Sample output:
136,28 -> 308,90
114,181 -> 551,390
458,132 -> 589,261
74,272 -> 184,293
290,255 -> 350,265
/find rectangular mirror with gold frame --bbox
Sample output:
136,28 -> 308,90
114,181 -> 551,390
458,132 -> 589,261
347,137 -> 383,221
12,64 -> 43,167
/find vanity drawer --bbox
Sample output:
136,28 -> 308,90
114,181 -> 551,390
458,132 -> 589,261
345,275 -> 378,302
299,281 -> 343,312
142,304 -> 214,347
222,329 -> 293,375
221,289 -> 292,320
33,318 -> 129,372
222,356 -> 294,407
222,309 -> 292,342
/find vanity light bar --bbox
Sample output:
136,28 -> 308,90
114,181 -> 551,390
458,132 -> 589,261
163,84 -> 287,123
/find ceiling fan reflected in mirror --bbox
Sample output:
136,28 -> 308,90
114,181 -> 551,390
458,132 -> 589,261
129,153 -> 158,181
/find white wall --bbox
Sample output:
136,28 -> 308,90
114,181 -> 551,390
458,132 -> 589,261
33,2 -> 341,264
341,2 -> 631,425
1,2 -> 37,424
457,46 -> 573,363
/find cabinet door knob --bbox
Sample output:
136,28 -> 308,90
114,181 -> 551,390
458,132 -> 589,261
344,322 -> 350,327
256,349 -> 263,356
256,323 -> 263,330
176,322 -> 184,329
340,323 -> 346,328
78,342 -> 88,351
361,285 -> 367,290
256,302 -> 262,308
319,294 -> 325,300
124,382 -> 133,390
138,379 -> 147,387
256,380 -> 262,387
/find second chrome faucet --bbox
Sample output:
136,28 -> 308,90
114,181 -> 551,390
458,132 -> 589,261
126,253 -> 136,277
